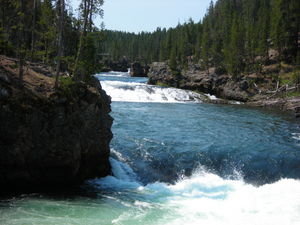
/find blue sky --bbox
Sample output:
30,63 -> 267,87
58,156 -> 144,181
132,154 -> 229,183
71,0 -> 214,33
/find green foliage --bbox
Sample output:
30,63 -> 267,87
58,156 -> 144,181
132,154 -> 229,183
99,0 -> 298,77
57,76 -> 76,97
225,17 -> 245,79
59,76 -> 75,88
0,0 -> 103,84
285,91 -> 300,97
169,46 -> 178,72
292,71 -> 300,85
0,26 -> 13,55
169,45 -> 182,79
75,33 -> 102,81
0,0 -> 298,84
200,22 -> 211,73
156,81 -> 169,87
270,0 -> 300,62
278,70 -> 300,86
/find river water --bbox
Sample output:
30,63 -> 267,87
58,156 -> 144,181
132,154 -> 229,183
1,71 -> 300,225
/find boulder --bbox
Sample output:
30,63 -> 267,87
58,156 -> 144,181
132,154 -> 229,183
130,62 -> 149,77
148,62 -> 174,85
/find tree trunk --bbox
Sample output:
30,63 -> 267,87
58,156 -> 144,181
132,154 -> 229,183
55,0 -> 65,88
88,0 -> 93,32
31,0 -> 37,60
73,0 -> 91,79
18,55 -> 24,87
18,0 -> 25,88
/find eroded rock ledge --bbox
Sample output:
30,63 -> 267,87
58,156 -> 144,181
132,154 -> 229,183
0,68 -> 113,191
148,62 -> 300,116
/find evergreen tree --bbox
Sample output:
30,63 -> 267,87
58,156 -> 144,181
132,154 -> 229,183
55,0 -> 65,88
225,16 -> 245,79
169,45 -> 178,73
200,22 -> 211,74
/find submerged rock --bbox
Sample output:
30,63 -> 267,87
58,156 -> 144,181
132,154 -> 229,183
0,70 -> 113,192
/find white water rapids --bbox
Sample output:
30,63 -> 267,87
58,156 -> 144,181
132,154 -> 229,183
101,80 -> 205,103
97,72 -> 206,103
88,155 -> 300,225
1,71 -> 299,225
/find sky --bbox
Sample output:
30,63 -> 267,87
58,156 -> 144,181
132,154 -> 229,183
71,0 -> 214,33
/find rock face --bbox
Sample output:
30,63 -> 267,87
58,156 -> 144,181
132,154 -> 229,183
130,62 -> 149,77
248,97 -> 300,117
148,62 -> 174,84
148,61 -> 300,115
148,62 -> 256,102
0,70 -> 113,191
102,59 -> 129,72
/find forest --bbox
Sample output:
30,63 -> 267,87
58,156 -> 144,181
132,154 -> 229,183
0,0 -> 299,83
102,0 -> 299,78
0,0 -> 105,86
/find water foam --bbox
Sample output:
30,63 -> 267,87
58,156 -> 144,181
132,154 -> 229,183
292,133 -> 300,141
101,80 -> 204,103
98,71 -> 129,77
89,157 -> 300,225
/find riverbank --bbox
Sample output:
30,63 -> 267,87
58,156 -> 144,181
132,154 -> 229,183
1,69 -> 300,225
148,61 -> 300,117
0,56 -> 113,192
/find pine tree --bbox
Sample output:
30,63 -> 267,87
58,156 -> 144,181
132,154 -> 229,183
30,0 -> 38,60
55,0 -> 65,88
200,22 -> 211,74
16,0 -> 26,87
169,45 -> 178,73
225,16 -> 245,79
74,0 -> 104,80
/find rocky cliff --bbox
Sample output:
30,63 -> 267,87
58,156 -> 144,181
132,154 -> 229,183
148,62 -> 257,102
101,59 -> 129,72
0,62 -> 113,191
130,62 -> 149,77
148,62 -> 300,116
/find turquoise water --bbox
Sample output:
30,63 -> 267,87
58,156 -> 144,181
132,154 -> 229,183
1,72 -> 300,225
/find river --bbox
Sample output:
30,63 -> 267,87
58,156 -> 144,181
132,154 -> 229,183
1,71 -> 300,225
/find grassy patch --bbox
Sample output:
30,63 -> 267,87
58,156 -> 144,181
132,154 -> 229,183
279,70 -> 300,86
285,91 -> 300,97
156,81 -> 169,87
58,76 -> 76,98
277,90 -> 300,98
59,76 -> 74,87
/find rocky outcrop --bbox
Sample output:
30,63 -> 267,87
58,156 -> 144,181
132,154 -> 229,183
130,62 -> 149,77
148,62 -> 174,84
247,97 -> 300,117
148,61 -> 300,116
0,69 -> 113,191
102,59 -> 129,72
148,62 -> 256,102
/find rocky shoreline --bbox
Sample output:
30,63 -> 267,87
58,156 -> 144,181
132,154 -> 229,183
148,62 -> 300,117
0,58 -> 113,192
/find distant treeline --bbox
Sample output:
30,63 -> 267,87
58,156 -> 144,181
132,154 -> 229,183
1,0 -> 299,80
102,0 -> 299,77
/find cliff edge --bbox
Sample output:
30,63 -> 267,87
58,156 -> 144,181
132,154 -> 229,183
0,56 -> 113,191
148,61 -> 300,116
